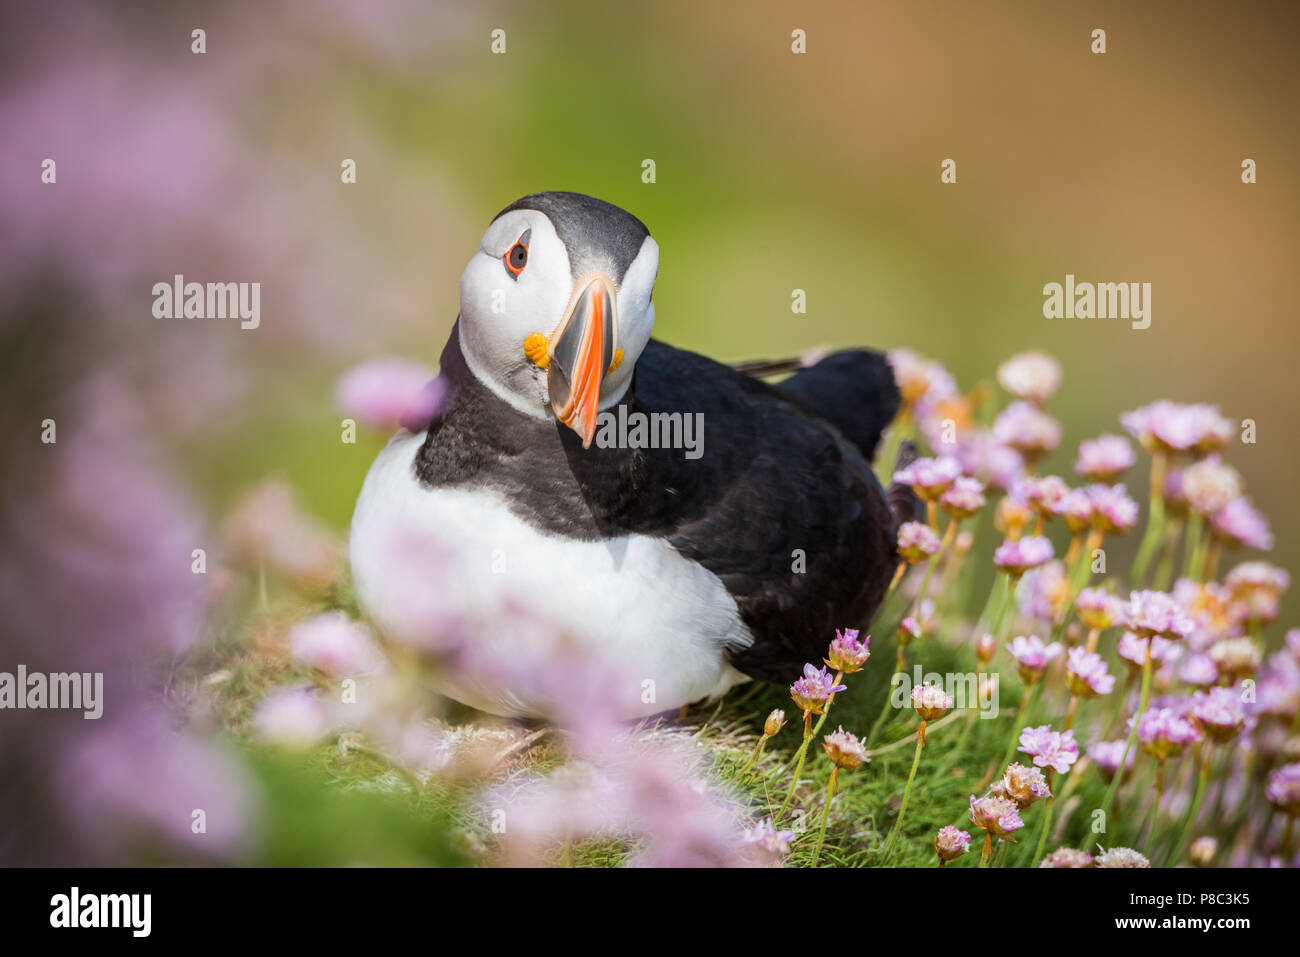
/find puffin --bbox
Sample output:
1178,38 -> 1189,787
350,192 -> 912,719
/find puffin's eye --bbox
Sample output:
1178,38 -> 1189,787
504,229 -> 531,278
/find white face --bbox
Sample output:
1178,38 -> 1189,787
458,208 -> 658,430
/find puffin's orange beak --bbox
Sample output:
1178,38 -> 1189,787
547,274 -> 616,448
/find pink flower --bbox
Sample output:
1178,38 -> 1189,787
1212,497 -> 1273,550
940,476 -> 986,518
1122,590 -> 1194,640
253,685 -> 333,747
896,521 -> 941,563
1018,561 -> 1068,623
825,629 -> 871,674
994,535 -> 1054,576
1074,434 -> 1136,482
935,825 -> 972,862
1179,654 -> 1219,687
790,664 -> 847,714
888,348 -> 957,409
1075,587 -> 1124,630
969,794 -> 1024,838
996,351 -> 1062,403
1087,740 -> 1135,783
221,480 -> 342,585
1053,488 -> 1095,534
1066,647 -> 1115,698
1210,638 -> 1261,680
1008,635 -> 1063,685
993,401 -> 1062,459
822,727 -> 868,769
994,762 -> 1052,808
1117,631 -> 1177,669
336,358 -> 448,431
741,818 -> 797,864
1190,687 -> 1247,743
1182,454 -> 1242,517
1015,475 -> 1071,519
1040,847 -> 1094,868
953,430 -> 1025,490
1095,846 -> 1150,868
1225,562 -> 1290,599
1085,483 -> 1139,534
1121,401 -> 1231,455
893,456 -> 962,500
1134,707 -> 1202,760
1266,763 -> 1300,817
1017,725 -> 1079,773
911,683 -> 954,721
289,612 -> 386,677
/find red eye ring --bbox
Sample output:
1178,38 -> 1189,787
504,232 -> 530,277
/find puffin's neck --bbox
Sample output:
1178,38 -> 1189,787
417,323 -> 648,497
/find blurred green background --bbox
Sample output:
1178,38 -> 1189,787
11,0 -> 1296,582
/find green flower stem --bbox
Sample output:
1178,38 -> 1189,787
1131,452 -> 1167,587
811,767 -> 839,866
1169,742 -> 1212,866
874,414 -> 913,488
930,672 -> 981,781
914,519 -> 958,611
776,710 -> 814,823
979,832 -> 993,868
1057,530 -> 1103,633
1101,640 -> 1154,824
739,733 -> 771,776
1181,513 -> 1205,581
882,724 -> 926,862
972,574 -> 1008,641
1030,769 -> 1057,867
1144,761 -> 1166,855
1105,670 -> 1139,738
1063,695 -> 1080,733
1152,516 -> 1185,592
883,560 -> 907,604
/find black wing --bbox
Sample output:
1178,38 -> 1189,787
632,342 -> 900,682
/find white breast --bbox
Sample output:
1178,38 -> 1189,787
349,431 -> 753,718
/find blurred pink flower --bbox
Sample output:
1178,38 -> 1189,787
1122,590 -> 1194,640
1212,496 -> 1273,550
993,401 -> 1061,459
994,535 -> 1054,575
1066,647 -> 1115,697
1040,847 -> 1093,868
1008,635 -> 1062,684
336,358 -> 448,431
1121,401 -> 1231,455
893,455 -> 962,500
58,707 -> 258,863
996,351 -> 1061,404
1074,434 -> 1136,482
896,521 -> 941,562
253,685 -> 333,747
289,611 -> 387,678
940,476 -> 986,518
222,480 -> 342,586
